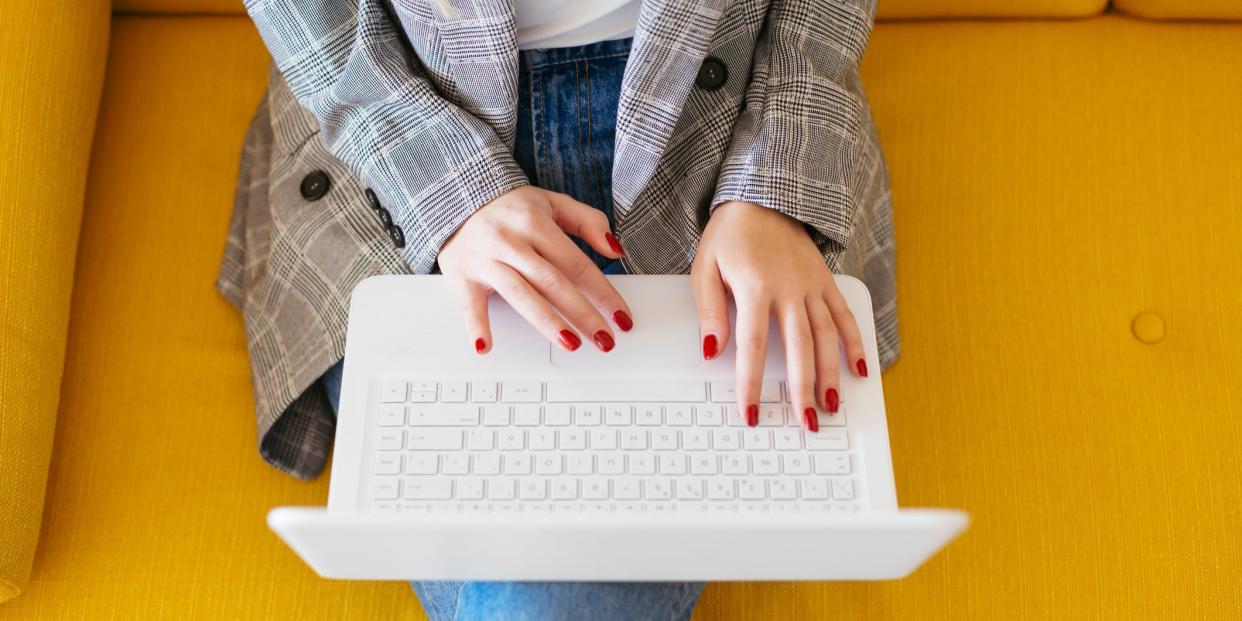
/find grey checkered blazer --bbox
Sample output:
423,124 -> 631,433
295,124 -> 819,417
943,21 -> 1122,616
219,0 -> 897,479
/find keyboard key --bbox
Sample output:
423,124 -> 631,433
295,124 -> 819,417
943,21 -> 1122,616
403,478 -> 450,500
683,429 -> 710,451
628,453 -> 656,475
575,404 -> 603,426
372,502 -> 398,514
497,429 -> 524,450
753,454 -> 779,475
635,405 -> 662,426
721,454 -> 748,475
406,430 -> 463,451
456,478 -> 484,500
535,454 -> 563,475
651,430 -> 678,450
443,454 -> 470,475
519,479 -> 548,500
372,477 -> 400,500
599,454 -> 625,475
590,429 -> 618,450
725,405 -> 748,427
441,381 -> 468,403
712,429 -> 740,451
374,454 -> 402,475
504,454 -> 532,475
567,454 -> 594,475
831,479 -> 855,500
743,430 -> 771,450
488,478 -> 516,500
547,380 -> 705,403
544,404 -> 572,426
621,430 -> 648,450
801,479 -> 829,500
614,479 -> 641,500
404,454 -> 437,475
770,479 -> 797,500
710,382 -> 737,403
378,404 -> 405,426
758,405 -> 784,427
696,405 -> 724,426
658,453 -> 687,475
559,429 -> 587,450
644,479 -> 672,500
814,454 -> 851,475
473,453 -> 501,475
823,410 -> 847,427
675,479 -> 704,500
408,404 -> 479,426
774,428 -> 801,450
805,430 -> 848,451
410,381 -> 437,392
514,405 -> 541,426
605,405 -> 632,426
467,429 -> 495,450
583,478 -> 609,500
471,381 -> 498,403
529,429 -> 556,450
691,454 -> 718,475
380,381 -> 407,403
667,405 -> 693,426
502,381 -> 543,403
376,429 -> 403,450
551,479 -> 578,500
760,381 -> 782,403
783,454 -> 812,475
738,478 -> 766,500
409,390 -> 437,403
482,404 -> 510,426
707,479 -> 735,500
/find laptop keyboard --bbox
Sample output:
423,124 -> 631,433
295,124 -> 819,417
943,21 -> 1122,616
367,379 -> 864,515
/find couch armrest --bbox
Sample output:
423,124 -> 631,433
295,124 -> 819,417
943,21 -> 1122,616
0,0 -> 109,603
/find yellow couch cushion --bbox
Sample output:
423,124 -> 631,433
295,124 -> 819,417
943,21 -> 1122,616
1115,0 -> 1242,20
0,0 -> 109,604
6,12 -> 1241,620
878,0 -> 1105,19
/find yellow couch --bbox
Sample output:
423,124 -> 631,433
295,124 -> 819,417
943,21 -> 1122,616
2,0 -> 1239,617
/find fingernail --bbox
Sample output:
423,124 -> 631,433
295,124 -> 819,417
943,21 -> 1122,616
856,359 -> 869,377
702,334 -> 718,360
825,388 -> 839,414
474,337 -> 487,354
803,407 -> 819,433
746,404 -> 759,427
558,329 -> 581,351
605,232 -> 625,256
613,310 -> 633,332
593,330 -> 615,352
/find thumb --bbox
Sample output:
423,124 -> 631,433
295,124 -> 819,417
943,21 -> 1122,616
543,190 -> 625,259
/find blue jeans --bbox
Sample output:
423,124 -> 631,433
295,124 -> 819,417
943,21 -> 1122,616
319,37 -> 705,621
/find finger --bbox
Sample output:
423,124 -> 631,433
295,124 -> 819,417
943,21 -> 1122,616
532,226 -> 634,332
778,300 -> 818,432
733,293 -> 770,428
479,261 -> 583,351
543,191 -> 625,258
824,281 -> 868,378
806,296 -> 841,418
690,258 -> 730,360
502,249 -> 615,352
454,278 -> 493,354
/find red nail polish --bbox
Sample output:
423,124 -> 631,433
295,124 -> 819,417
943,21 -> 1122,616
856,359 -> 869,377
803,407 -> 819,433
558,329 -> 581,351
605,232 -> 625,256
825,388 -> 839,414
746,404 -> 759,427
702,334 -> 718,360
613,310 -> 633,332
474,337 -> 486,354
593,330 -> 615,352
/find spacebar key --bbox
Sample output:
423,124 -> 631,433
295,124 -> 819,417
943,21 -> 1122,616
546,380 -> 706,403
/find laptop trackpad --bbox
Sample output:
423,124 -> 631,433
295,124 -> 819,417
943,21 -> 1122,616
549,295 -> 701,370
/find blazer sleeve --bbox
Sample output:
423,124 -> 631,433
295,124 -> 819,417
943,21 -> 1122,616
711,0 -> 877,254
243,0 -> 528,273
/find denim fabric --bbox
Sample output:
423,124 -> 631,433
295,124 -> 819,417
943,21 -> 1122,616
316,37 -> 704,621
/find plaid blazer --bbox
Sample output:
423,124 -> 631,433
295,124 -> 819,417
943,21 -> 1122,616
220,0 -> 897,480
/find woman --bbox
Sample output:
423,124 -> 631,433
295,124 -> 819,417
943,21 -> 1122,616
221,0 -> 895,618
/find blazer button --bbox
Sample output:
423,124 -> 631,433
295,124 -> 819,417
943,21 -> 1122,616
300,170 -> 331,201
696,57 -> 728,91
377,207 -> 393,229
365,188 -> 382,211
388,225 -> 406,249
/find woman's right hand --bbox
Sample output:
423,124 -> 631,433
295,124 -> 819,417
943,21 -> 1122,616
438,186 -> 633,354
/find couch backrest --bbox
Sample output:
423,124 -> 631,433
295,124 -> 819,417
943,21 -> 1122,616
1114,0 -> 1242,19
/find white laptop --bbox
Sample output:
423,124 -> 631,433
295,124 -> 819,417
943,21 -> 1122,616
269,275 -> 968,581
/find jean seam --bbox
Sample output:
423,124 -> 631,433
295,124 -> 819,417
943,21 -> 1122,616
525,51 -> 632,69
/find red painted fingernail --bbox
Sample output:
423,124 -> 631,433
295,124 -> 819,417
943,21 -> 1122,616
702,334 -> 718,360
746,404 -> 759,427
803,407 -> 819,433
593,330 -> 615,352
825,388 -> 839,414
558,329 -> 581,351
605,232 -> 625,256
856,359 -> 869,377
613,310 -> 633,332
474,337 -> 486,354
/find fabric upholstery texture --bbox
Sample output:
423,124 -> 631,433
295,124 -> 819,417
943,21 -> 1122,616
3,9 -> 1241,621
0,0 -> 109,603
1114,0 -> 1242,20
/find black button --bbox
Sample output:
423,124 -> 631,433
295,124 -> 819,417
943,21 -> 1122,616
300,170 -> 331,201
696,57 -> 728,91
388,225 -> 406,249
365,188 -> 382,211
377,207 -> 393,229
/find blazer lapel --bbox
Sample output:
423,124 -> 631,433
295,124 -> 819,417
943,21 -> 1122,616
612,0 -> 727,209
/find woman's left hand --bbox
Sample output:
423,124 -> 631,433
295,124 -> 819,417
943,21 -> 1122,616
691,201 -> 869,433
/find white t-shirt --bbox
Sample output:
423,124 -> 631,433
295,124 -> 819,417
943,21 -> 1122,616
513,0 -> 639,50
